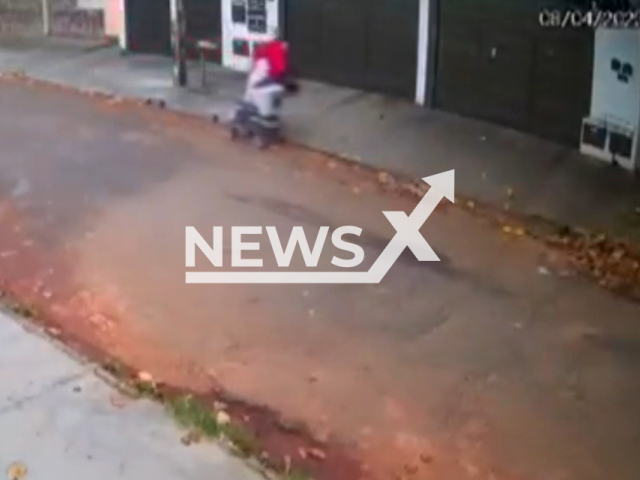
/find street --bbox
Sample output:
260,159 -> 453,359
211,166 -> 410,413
1,77 -> 640,480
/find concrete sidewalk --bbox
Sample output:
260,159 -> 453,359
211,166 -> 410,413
0,309 -> 262,480
2,38 -> 640,240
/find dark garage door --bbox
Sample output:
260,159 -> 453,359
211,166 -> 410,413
285,0 -> 419,98
435,0 -> 594,145
126,0 -> 171,55
184,0 -> 222,62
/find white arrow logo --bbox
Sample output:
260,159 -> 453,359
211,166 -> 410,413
186,170 -> 454,284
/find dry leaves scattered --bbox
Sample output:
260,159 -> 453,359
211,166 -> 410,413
546,230 -> 640,297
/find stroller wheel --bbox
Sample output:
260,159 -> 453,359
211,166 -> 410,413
253,134 -> 269,150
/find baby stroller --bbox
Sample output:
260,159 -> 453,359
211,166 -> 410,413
229,82 -> 287,149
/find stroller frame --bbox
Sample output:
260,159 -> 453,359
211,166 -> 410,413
229,94 -> 284,149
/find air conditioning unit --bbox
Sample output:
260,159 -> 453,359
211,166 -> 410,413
580,116 -> 638,172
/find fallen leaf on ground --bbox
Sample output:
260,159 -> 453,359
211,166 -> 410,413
307,447 -> 327,461
89,313 -> 114,331
611,249 -> 625,262
420,453 -> 434,464
181,430 -> 203,446
377,172 -> 394,186
213,401 -> 228,411
46,327 -> 61,336
537,266 -> 551,276
216,410 -> 231,425
109,393 -> 127,409
7,462 -> 27,480
137,371 -> 153,383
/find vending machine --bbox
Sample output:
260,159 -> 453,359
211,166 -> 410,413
221,0 -> 281,72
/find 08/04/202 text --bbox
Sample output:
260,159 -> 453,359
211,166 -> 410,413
539,8 -> 640,29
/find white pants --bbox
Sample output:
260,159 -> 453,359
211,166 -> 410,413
243,58 -> 285,117
244,83 -> 285,117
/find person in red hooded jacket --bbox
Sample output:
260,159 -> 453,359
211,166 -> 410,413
253,38 -> 289,84
243,32 -> 297,118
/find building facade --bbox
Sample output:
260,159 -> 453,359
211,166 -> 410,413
284,0 -> 599,147
118,0 -> 640,162
115,0 -> 220,56
0,0 -> 106,37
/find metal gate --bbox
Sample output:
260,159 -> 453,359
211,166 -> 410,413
126,0 -> 171,55
285,0 -> 419,98
435,0 -> 593,145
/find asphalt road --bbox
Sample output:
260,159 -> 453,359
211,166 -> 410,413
1,79 -> 639,480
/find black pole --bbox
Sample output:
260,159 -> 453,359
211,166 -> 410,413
172,0 -> 187,87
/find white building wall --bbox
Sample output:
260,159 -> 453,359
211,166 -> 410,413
590,28 -> 640,128
76,0 -> 104,9
587,28 -> 640,169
